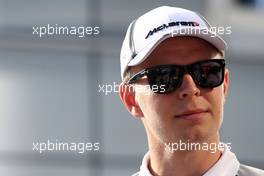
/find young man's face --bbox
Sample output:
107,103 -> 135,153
121,36 -> 229,145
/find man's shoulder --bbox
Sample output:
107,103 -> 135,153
131,164 -> 264,176
238,164 -> 264,176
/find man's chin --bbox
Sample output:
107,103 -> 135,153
172,127 -> 215,144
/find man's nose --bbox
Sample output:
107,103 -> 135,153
178,74 -> 200,99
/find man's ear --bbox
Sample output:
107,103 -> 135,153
119,82 -> 144,118
223,68 -> 229,103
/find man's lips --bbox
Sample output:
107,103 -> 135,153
175,109 -> 208,120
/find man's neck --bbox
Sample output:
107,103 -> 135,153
148,137 -> 222,176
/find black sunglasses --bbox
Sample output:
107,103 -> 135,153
127,59 -> 225,94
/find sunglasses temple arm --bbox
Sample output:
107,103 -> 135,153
127,70 -> 147,84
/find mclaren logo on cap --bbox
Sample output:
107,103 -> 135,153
145,21 -> 199,39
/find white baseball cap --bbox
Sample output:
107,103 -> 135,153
120,6 -> 227,79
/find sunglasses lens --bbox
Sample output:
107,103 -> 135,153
128,60 -> 225,94
191,61 -> 224,88
147,66 -> 182,93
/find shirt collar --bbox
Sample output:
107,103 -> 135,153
138,143 -> 240,176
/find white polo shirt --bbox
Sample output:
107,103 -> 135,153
136,144 -> 240,176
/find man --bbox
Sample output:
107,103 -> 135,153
119,6 -> 264,176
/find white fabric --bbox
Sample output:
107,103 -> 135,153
138,144 -> 240,176
120,6 -> 227,79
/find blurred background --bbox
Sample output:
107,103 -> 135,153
0,0 -> 263,175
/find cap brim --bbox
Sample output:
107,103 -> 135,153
128,28 -> 227,67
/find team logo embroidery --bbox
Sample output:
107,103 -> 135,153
145,21 -> 199,39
